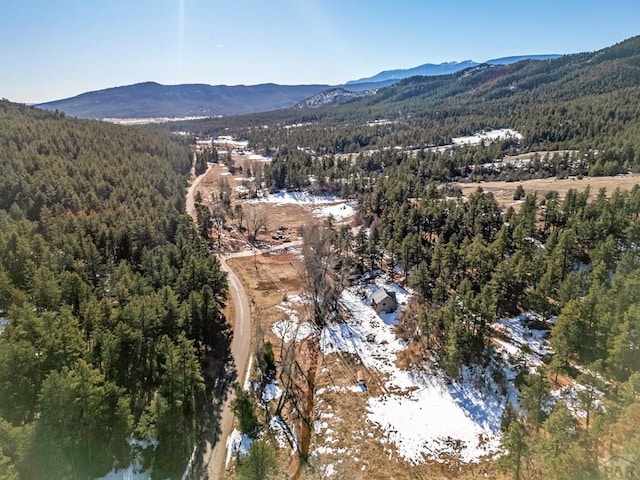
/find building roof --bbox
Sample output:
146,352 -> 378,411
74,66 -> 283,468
372,287 -> 392,304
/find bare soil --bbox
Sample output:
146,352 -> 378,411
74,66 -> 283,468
213,157 -> 510,478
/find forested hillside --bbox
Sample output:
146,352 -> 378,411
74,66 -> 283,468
0,101 -> 231,479
352,173 -> 640,478
36,82 -> 333,119
175,37 -> 640,479
174,36 -> 640,170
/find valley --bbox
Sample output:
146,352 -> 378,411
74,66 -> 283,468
185,125 -> 639,478
1,31 -> 640,480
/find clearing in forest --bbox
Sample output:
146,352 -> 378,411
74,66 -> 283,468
454,174 -> 640,209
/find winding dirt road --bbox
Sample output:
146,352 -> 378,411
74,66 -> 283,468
185,167 -> 253,479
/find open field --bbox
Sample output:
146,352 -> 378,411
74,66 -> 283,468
227,251 -> 304,330
455,174 -> 640,209
228,250 -> 506,480
205,148 -> 513,478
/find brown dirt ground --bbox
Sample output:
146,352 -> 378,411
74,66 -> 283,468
227,251 -> 305,332
455,174 -> 640,210
228,248 -> 506,479
192,158 -> 353,252
215,159 -> 507,478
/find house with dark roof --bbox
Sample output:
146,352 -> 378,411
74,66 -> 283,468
372,287 -> 397,314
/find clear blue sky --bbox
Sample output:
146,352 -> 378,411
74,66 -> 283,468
2,0 -> 639,103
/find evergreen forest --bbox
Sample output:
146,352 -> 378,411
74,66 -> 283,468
0,101 -> 232,479
1,34 -> 640,480
174,36 -> 640,479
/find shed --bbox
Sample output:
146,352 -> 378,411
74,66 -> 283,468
372,287 -> 397,314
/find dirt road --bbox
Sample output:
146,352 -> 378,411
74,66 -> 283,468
204,256 -> 252,479
185,163 -> 211,219
185,167 -> 253,479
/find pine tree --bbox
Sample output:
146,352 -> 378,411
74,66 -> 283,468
236,440 -> 278,480
501,421 -> 529,480
231,387 -> 259,437
520,371 -> 550,433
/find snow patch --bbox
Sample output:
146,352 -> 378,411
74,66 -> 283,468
313,202 -> 356,220
272,299 -> 316,342
252,190 -> 345,205
452,129 -> 522,147
272,319 -> 315,343
96,461 -> 149,480
248,153 -> 272,162
225,429 -> 253,467
270,416 -> 297,452
261,382 -> 282,403
95,438 -> 157,480
318,280 -> 504,464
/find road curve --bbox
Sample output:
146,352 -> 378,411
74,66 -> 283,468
185,163 -> 211,219
185,166 -> 253,479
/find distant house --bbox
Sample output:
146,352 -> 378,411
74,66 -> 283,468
372,287 -> 397,314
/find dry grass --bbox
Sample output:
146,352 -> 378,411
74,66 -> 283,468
213,161 -> 513,478
301,348 -> 507,480
227,231 -> 508,479
455,174 -> 640,210
227,251 -> 304,331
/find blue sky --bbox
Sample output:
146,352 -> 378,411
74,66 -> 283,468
2,0 -> 639,103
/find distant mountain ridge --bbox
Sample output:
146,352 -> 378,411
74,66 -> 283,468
36,54 -> 562,119
36,82 -> 333,119
294,87 -> 374,109
310,36 -> 640,124
346,55 -> 561,85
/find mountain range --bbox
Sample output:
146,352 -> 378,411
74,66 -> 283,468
35,55 -> 560,119
344,55 -> 560,85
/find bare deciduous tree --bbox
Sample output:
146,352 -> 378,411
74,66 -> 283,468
234,204 -> 244,231
208,201 -> 226,250
300,224 -> 343,328
247,209 -> 267,242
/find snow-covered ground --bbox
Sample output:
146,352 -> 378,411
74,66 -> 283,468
226,430 -> 253,467
272,299 -> 316,342
95,439 -> 158,480
491,313 -> 553,371
271,279 -> 509,464
261,381 -> 283,403
248,153 -> 272,162
214,136 -> 249,149
252,190 -> 346,205
318,280 -> 504,464
248,189 -> 356,220
96,461 -> 149,480
269,274 -> 599,468
313,202 -> 356,220
452,129 -> 523,147
491,313 -> 604,419
105,116 -> 209,125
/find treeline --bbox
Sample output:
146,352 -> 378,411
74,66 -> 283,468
0,101 -> 231,479
165,36 -> 640,184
